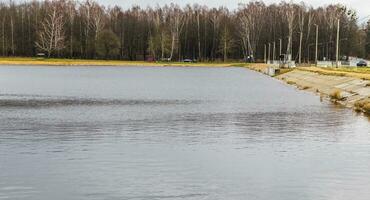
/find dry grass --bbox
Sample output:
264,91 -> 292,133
329,90 -> 345,101
244,63 -> 269,72
274,68 -> 293,76
0,57 -> 249,68
354,99 -> 370,114
298,67 -> 370,80
287,80 -> 296,85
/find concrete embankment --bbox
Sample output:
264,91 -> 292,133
249,65 -> 370,114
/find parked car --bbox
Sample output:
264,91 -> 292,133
183,59 -> 194,63
357,60 -> 368,67
161,58 -> 171,62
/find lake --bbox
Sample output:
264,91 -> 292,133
0,66 -> 369,200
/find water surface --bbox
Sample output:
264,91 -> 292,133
0,66 -> 369,200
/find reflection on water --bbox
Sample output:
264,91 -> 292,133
0,66 -> 369,200
0,95 -> 202,108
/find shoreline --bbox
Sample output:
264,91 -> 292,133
245,65 -> 370,116
0,57 -> 251,68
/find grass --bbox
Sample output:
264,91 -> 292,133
286,80 -> 296,85
0,56 -> 251,68
274,68 -> 293,76
322,67 -> 370,74
298,66 -> 370,80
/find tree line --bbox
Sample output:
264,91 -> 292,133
0,0 -> 369,62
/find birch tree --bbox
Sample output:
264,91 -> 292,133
282,2 -> 295,58
238,1 -> 265,60
89,1 -> 105,57
167,4 -> 185,61
35,1 -> 65,57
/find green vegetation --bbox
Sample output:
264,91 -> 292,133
96,30 -> 120,59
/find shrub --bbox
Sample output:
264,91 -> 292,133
287,80 -> 296,85
363,103 -> 370,114
355,99 -> 370,113
330,90 -> 344,101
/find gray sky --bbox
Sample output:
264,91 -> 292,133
100,0 -> 370,23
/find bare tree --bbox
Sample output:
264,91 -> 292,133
35,1 -> 65,57
298,4 -> 306,64
282,2 -> 295,58
167,4 -> 185,61
0,0 -> 365,61
195,5 -> 202,60
305,8 -> 314,62
238,1 -> 265,60
10,15 -> 15,55
89,1 -> 105,57
67,0 -> 76,58
219,23 -> 234,61
1,5 -> 5,56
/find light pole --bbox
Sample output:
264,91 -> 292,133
273,41 -> 276,62
264,44 -> 267,63
268,43 -> 271,64
299,31 -> 303,64
315,24 -> 318,66
336,19 -> 340,67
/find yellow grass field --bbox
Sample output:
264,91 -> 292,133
297,67 -> 370,80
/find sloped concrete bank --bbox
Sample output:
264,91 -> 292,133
274,69 -> 370,114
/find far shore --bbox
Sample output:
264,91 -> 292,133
0,57 -> 254,68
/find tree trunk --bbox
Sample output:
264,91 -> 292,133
197,12 -> 201,61
169,34 -> 175,60
11,17 -> 15,56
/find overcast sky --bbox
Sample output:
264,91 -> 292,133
99,0 -> 369,22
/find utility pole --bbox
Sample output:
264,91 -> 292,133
273,41 -> 276,62
315,24 -> 318,66
268,43 -> 271,64
299,31 -> 303,64
336,19 -> 340,68
264,44 -> 267,63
